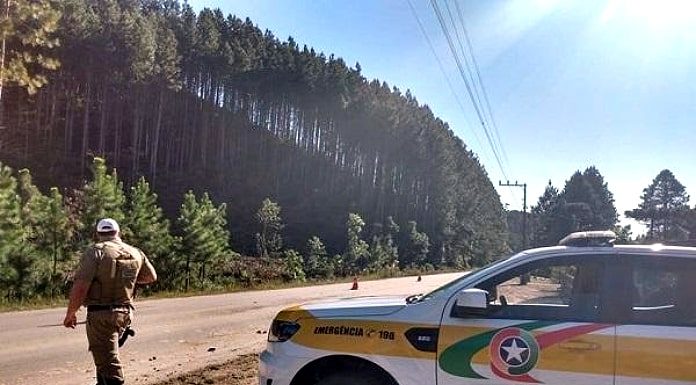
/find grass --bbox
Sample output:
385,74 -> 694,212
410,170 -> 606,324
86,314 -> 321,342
0,297 -> 68,312
0,267 -> 461,313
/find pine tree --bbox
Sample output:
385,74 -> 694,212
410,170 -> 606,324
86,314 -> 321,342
614,225 -> 633,244
367,220 -> 399,272
43,187 -> 73,297
255,198 -> 284,258
3,242 -> 35,300
542,167 -> 618,244
626,169 -> 690,241
17,169 -> 73,298
685,208 -> 696,241
0,163 -> 34,300
581,166 -> 618,229
177,191 -> 230,290
344,213 -> 369,274
80,157 -> 126,244
281,249 -> 305,282
505,210 -> 525,252
17,168 -> 45,242
0,0 -> 61,100
0,164 -> 20,293
383,217 -> 400,268
401,221 -> 430,268
532,180 -> 559,247
368,233 -> 387,272
148,12 -> 181,182
304,236 -> 333,279
126,176 -> 178,289
17,169 -> 52,296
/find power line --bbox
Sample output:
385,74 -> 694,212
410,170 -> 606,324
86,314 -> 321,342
439,0 -> 516,202
442,0 -> 512,186
442,0 -> 488,135
429,0 -> 509,182
442,0 -> 513,171
453,0 -> 509,165
406,0 -> 486,154
409,0 -> 516,203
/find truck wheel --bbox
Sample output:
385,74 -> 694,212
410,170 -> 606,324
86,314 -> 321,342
316,371 -> 389,385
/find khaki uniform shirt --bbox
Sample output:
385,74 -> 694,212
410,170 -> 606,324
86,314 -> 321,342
75,237 -> 153,306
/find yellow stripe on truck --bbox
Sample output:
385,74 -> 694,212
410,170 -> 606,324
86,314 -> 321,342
291,317 -> 436,359
529,337 -> 614,375
617,336 -> 696,382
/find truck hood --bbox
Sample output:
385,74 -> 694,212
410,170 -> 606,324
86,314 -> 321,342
297,295 -> 407,318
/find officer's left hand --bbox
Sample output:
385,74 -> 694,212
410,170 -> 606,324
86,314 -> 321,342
63,312 -> 77,329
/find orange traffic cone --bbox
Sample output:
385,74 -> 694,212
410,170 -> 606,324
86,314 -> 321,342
350,277 -> 359,290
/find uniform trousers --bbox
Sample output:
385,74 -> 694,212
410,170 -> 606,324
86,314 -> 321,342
86,309 -> 131,385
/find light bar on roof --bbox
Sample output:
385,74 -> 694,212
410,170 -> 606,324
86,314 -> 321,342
558,230 -> 616,247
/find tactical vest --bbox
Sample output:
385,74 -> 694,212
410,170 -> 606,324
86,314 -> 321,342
86,240 -> 143,306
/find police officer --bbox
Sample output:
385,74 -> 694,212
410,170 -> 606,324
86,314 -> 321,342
63,218 -> 157,385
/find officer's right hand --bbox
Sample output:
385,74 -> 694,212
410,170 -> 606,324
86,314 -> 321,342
63,311 -> 77,329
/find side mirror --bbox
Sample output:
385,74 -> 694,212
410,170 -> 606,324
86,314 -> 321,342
451,288 -> 489,318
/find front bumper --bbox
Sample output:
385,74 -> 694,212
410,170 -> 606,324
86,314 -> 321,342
258,343 -> 308,385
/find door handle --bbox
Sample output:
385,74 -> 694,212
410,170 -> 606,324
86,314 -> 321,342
558,340 -> 600,351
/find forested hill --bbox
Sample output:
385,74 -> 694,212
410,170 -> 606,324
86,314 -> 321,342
0,0 -> 508,266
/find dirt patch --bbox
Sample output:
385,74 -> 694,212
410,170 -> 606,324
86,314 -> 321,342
154,354 -> 259,385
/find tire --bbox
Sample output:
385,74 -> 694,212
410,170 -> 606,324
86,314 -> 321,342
315,371 -> 389,385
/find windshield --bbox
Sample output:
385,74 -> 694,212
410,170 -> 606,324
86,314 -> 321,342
418,254 -> 514,302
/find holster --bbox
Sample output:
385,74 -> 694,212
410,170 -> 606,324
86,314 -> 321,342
118,326 -> 135,347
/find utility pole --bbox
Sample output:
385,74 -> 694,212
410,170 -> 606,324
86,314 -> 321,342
499,180 -> 528,249
500,180 -> 529,285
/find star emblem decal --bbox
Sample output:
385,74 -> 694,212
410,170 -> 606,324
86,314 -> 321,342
500,337 -> 530,366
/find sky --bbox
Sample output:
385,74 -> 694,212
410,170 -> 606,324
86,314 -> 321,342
189,0 -> 696,232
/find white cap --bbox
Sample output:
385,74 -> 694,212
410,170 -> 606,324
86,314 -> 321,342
96,218 -> 120,233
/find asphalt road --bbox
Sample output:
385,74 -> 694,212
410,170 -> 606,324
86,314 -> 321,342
0,273 -> 464,385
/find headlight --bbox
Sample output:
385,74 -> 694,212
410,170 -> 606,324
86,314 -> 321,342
268,320 -> 301,342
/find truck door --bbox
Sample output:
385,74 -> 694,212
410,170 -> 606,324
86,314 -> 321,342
615,254 -> 696,384
437,254 -> 615,385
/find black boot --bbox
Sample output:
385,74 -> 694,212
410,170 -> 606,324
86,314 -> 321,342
104,378 -> 124,385
95,373 -> 123,385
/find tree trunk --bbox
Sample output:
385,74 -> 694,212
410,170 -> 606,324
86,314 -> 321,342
0,0 -> 10,106
114,97 -> 122,164
199,261 -> 206,283
23,94 -> 32,160
51,231 -> 58,300
64,88 -> 73,155
218,108 -> 225,168
98,86 -> 108,154
185,255 -> 191,292
150,88 -> 164,185
81,76 -> 92,176
199,102 -> 207,167
131,87 -> 140,175
48,83 -> 57,146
